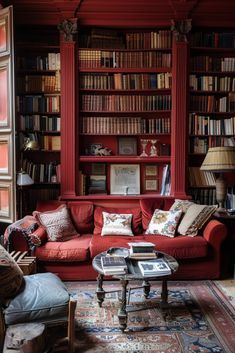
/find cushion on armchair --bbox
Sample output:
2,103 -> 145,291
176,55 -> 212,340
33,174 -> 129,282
3,272 -> 70,325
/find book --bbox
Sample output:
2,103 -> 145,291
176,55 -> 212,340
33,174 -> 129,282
101,256 -> 127,275
138,258 -> 171,277
128,242 -> 156,259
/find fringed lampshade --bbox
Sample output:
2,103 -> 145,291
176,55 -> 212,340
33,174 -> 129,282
200,146 -> 235,209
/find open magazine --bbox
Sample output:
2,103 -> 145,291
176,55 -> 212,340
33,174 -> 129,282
138,258 -> 171,276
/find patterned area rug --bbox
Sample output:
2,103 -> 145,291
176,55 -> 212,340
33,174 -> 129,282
64,280 -> 235,353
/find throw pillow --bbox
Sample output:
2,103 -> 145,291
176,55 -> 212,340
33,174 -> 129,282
170,199 -> 195,213
101,212 -> 134,236
0,245 -> 24,300
178,204 -> 217,236
33,204 -> 79,242
145,209 -> 182,237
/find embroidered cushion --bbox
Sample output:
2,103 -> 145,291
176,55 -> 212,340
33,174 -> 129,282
178,204 -> 217,236
33,204 -> 79,242
170,199 -> 195,213
101,212 -> 134,236
145,209 -> 182,237
0,245 -> 24,300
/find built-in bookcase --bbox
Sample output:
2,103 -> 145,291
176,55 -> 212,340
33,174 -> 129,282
77,28 -> 172,197
15,28 -> 61,213
188,30 -> 235,204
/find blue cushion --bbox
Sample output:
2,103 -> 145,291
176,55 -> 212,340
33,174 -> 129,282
4,272 -> 70,325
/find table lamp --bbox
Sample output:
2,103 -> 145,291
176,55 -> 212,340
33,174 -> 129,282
17,170 -> 34,218
200,146 -> 235,210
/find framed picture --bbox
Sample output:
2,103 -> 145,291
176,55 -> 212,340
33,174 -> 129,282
145,165 -> 158,176
91,163 -> 106,175
145,179 -> 158,191
118,137 -> 137,155
110,164 -> 140,195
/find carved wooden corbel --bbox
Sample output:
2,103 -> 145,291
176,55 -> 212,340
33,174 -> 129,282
58,19 -> 78,42
171,19 -> 192,42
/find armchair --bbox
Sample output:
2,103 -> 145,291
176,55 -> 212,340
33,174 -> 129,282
0,245 -> 76,353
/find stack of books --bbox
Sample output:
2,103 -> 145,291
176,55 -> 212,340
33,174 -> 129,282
128,242 -> 156,259
101,256 -> 127,275
138,258 -> 171,277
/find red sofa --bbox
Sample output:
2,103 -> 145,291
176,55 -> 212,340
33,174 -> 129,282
4,198 -> 227,281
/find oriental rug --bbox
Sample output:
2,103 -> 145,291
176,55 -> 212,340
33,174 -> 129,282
64,280 -> 235,353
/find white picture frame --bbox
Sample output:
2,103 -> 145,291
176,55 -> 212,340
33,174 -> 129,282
110,164 -> 140,195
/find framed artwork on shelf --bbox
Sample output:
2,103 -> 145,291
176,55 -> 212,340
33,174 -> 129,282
110,164 -> 140,195
118,137 -> 137,155
145,165 -> 158,176
145,179 -> 158,191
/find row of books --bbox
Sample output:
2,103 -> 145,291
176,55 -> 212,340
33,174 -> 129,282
17,72 -> 61,92
188,167 -> 216,187
190,75 -> 235,92
16,95 -> 60,114
81,117 -> 171,135
190,56 -> 235,72
16,53 -> 61,71
80,72 -> 172,90
190,94 -> 235,113
190,32 -> 235,48
189,136 -> 235,154
82,94 -> 171,112
79,50 -> 172,69
189,114 -> 235,136
18,114 -> 60,132
22,160 -> 61,183
189,188 -> 217,206
81,28 -> 172,50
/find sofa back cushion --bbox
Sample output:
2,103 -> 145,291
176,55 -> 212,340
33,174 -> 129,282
68,201 -> 94,234
94,206 -> 142,235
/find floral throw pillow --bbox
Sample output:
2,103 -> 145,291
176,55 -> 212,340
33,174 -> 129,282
145,209 -> 182,237
33,204 -> 79,241
170,199 -> 195,213
101,212 -> 134,236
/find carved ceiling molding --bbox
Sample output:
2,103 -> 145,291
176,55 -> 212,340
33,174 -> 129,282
58,18 -> 78,42
171,19 -> 192,42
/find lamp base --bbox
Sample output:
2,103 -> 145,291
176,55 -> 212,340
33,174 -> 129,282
215,173 -> 227,209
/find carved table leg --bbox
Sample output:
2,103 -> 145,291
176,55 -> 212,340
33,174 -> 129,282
96,273 -> 105,307
118,279 -> 128,332
160,279 -> 171,319
143,280 -> 151,298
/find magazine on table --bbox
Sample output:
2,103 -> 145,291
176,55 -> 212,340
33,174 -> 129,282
101,256 -> 128,275
138,258 -> 171,276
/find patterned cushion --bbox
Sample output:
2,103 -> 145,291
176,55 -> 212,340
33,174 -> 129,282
170,199 -> 195,213
101,212 -> 134,236
145,209 -> 182,237
0,245 -> 24,300
33,204 -> 79,242
178,204 -> 217,236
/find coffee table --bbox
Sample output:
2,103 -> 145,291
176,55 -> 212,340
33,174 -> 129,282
92,248 -> 179,331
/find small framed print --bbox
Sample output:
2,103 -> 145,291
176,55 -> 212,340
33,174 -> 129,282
110,164 -> 140,195
91,163 -> 106,175
145,165 -> 158,176
118,137 -> 137,155
145,179 -> 158,191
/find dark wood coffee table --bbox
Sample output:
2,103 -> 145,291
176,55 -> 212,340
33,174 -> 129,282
92,248 -> 179,331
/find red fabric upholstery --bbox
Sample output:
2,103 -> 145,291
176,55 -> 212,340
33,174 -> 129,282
35,234 -> 91,262
36,200 -> 64,212
93,206 -> 142,235
68,201 -> 94,234
203,219 -> 227,249
140,198 -> 164,230
30,226 -> 47,246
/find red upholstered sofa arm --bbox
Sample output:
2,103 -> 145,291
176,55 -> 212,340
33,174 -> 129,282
202,219 -> 227,250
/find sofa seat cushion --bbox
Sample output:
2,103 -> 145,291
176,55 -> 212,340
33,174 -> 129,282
90,234 -> 145,258
35,235 -> 91,262
4,273 -> 70,325
143,234 -> 208,259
